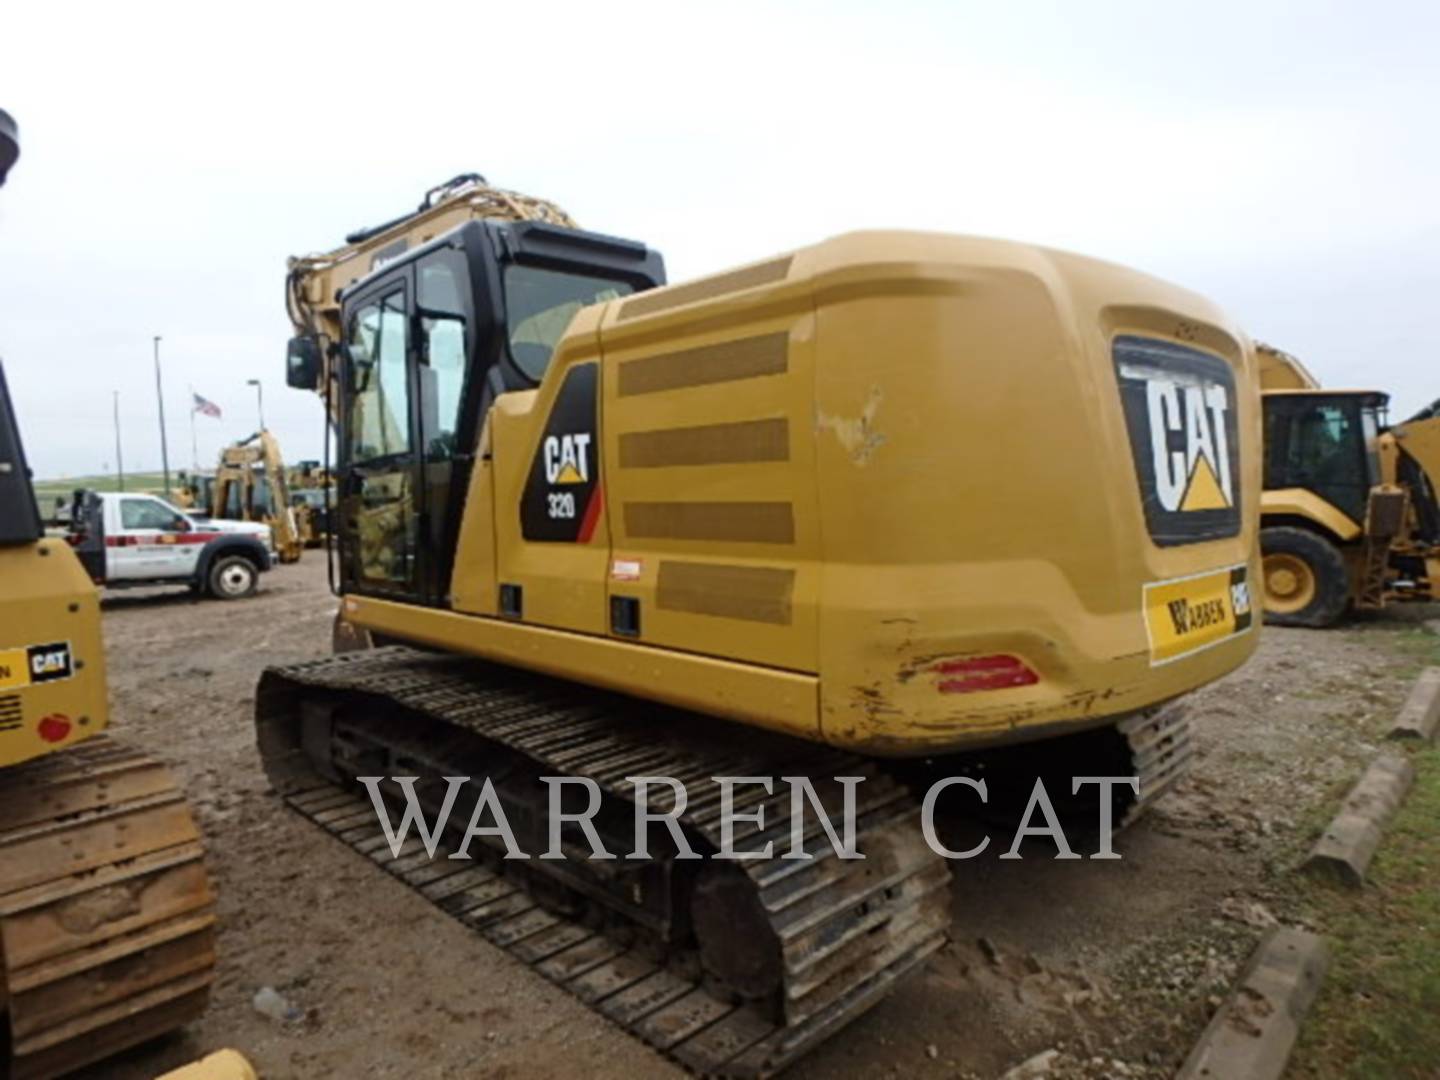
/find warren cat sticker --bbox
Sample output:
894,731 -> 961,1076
0,641 -> 74,691
520,363 -> 604,543
1143,565 -> 1253,665
1114,336 -> 1241,547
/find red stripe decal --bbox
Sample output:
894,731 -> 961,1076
102,532 -> 228,547
576,483 -> 604,544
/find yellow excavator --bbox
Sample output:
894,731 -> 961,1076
1258,343 -> 1440,626
0,111 -> 221,1079
257,174 -> 1262,1074
210,428 -> 305,563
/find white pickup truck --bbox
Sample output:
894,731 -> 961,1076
68,490 -> 275,599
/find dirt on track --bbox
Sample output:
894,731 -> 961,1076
84,558 -> 1429,1079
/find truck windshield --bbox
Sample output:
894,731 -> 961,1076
504,265 -> 633,381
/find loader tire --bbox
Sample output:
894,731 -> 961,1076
1260,526 -> 1348,628
207,554 -> 258,600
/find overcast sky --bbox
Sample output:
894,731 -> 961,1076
2,0 -> 1436,481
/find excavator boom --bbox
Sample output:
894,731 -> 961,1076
287,172 -> 574,404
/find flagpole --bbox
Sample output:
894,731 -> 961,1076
189,384 -> 198,470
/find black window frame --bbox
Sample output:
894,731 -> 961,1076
1262,392 -> 1379,525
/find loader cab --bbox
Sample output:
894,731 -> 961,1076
325,220 -> 664,606
1262,389 -> 1388,527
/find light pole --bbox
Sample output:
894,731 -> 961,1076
112,390 -> 125,491
247,378 -> 264,431
153,335 -> 171,496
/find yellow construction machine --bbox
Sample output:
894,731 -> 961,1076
257,175 -> 1262,1074
0,111 -> 217,1078
1258,343 -> 1440,626
285,460 -> 332,549
211,428 -> 305,563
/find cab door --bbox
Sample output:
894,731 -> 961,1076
112,496 -> 187,579
339,281 -> 421,598
339,243 -> 487,608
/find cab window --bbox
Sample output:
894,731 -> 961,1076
121,497 -> 186,530
503,265 -> 633,381
417,249 -> 469,460
347,290 -> 411,463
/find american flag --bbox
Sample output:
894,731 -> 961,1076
192,392 -> 221,419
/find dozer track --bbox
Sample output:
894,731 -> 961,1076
257,647 -> 952,1077
0,737 -> 216,1079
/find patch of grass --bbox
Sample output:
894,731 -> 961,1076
1287,665 -> 1440,1080
31,472 -> 172,511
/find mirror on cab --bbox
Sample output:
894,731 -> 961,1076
287,334 -> 321,389
170,515 -> 193,533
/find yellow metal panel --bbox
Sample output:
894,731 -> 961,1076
599,280 -> 821,674
623,501 -> 796,544
0,542 -> 108,768
346,594 -> 820,739
449,417 -> 498,615
394,230 -> 1265,756
803,232 -> 1260,752
156,1049 -> 258,1080
1261,487 -> 1363,541
489,308 -> 611,635
617,257 -> 793,322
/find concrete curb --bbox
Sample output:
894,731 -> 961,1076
1387,667 -> 1440,741
1176,927 -> 1328,1080
1303,753 -> 1414,887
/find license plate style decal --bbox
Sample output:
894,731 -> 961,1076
0,641 -> 74,691
1143,565 -> 1252,665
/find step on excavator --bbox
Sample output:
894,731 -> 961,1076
1258,344 -> 1440,626
257,174 -> 1263,1074
0,110 -> 219,1079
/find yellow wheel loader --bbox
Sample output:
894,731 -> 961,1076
1258,344 -> 1440,626
257,175 -> 1262,1074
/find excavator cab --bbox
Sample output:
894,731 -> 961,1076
308,219 -> 664,607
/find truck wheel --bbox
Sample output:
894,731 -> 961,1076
207,555 -> 258,600
1260,526 -> 1349,628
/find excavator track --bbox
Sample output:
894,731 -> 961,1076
0,736 -> 216,1079
257,647 -> 952,1077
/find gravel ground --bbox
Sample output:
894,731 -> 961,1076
81,558 -> 1431,1079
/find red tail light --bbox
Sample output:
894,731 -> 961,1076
933,655 -> 1039,694
37,714 -> 72,743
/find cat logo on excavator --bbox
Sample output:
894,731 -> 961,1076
1114,335 -> 1242,547
544,432 -> 592,485
1145,376 -> 1234,513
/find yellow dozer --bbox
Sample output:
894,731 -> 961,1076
1258,343 -> 1440,626
257,175 -> 1261,1074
